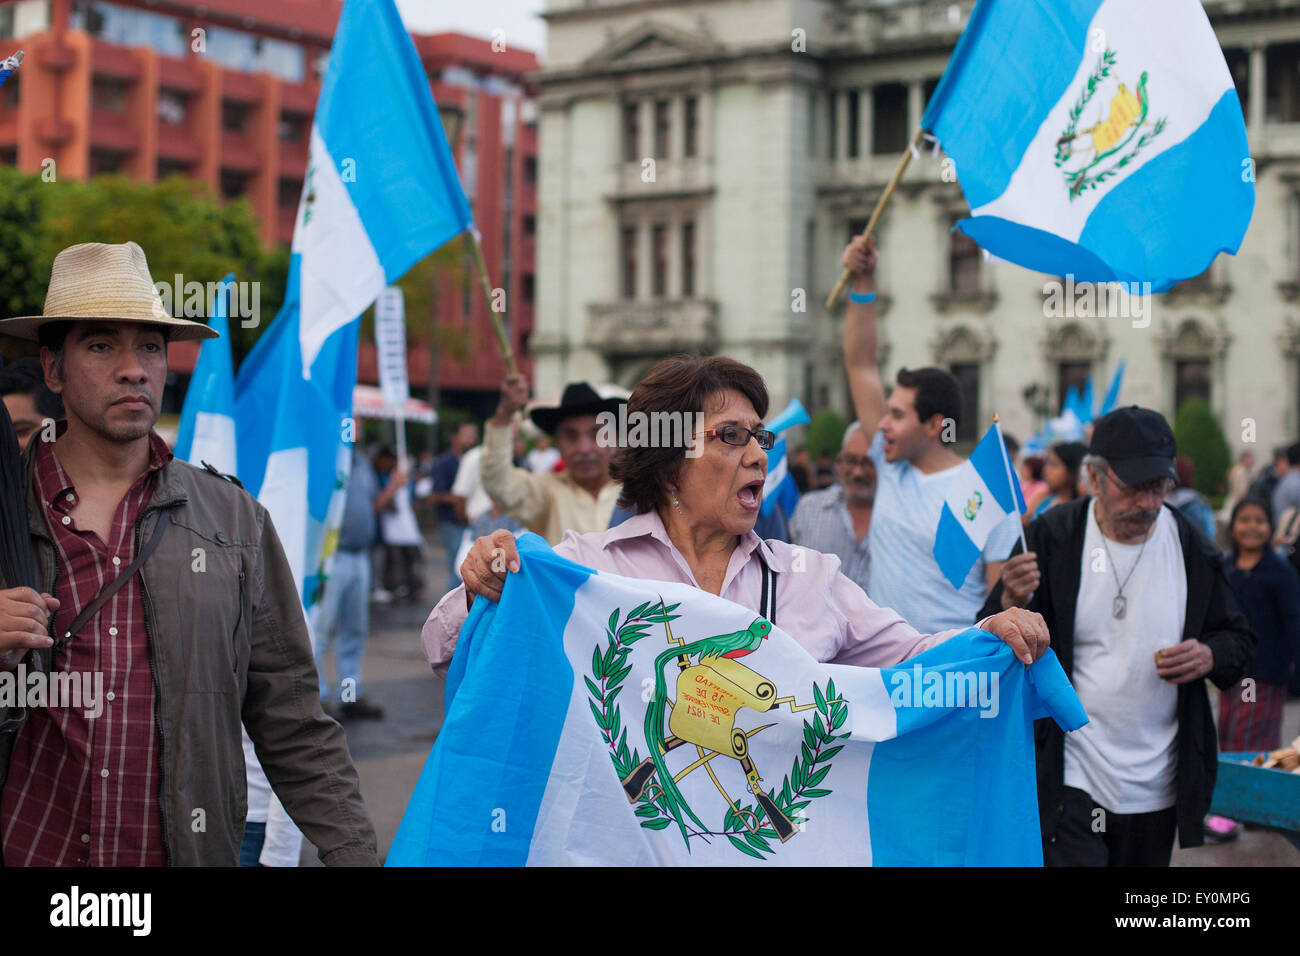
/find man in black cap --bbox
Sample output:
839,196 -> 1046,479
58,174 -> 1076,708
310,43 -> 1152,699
982,406 -> 1255,867
480,374 -> 626,543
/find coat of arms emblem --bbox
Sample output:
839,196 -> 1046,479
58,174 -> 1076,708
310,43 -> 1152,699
585,599 -> 848,859
1055,50 -> 1167,199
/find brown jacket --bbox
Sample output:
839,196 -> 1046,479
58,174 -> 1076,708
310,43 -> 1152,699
0,441 -> 379,866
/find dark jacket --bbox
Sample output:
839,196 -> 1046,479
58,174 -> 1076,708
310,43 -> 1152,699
979,497 -> 1255,849
0,440 -> 379,866
1223,548 -> 1300,686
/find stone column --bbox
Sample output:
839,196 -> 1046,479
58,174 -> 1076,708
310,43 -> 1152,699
1249,44 -> 1266,142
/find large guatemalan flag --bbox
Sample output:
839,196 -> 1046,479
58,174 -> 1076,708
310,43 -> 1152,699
233,0 -> 472,605
933,421 -> 1026,590
173,275 -> 237,475
923,0 -> 1254,292
388,537 -> 1086,866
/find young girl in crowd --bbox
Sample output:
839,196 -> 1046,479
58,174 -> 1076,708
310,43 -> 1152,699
1206,496 -> 1300,842
1024,442 -> 1087,525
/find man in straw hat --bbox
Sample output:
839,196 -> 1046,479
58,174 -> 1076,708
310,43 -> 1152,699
0,242 -> 377,865
480,374 -> 626,545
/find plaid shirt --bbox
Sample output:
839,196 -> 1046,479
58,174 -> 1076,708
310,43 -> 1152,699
788,484 -> 872,595
1,432 -> 172,866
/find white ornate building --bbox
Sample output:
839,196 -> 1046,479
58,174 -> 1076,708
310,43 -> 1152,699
533,0 -> 1300,454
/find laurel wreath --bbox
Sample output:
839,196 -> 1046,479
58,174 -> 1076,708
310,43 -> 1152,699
1055,50 -> 1117,167
720,679 -> 848,860
586,601 -> 682,832
1068,116 -> 1167,196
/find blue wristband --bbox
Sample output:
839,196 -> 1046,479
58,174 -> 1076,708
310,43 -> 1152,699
848,290 -> 876,305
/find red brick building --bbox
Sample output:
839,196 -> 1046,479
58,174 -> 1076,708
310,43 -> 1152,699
0,1 -> 538,418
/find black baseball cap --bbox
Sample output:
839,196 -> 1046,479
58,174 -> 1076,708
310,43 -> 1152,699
1088,406 -> 1177,487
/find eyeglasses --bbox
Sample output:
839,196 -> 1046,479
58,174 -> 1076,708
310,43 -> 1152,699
835,454 -> 874,470
1104,468 -> 1175,498
698,425 -> 777,450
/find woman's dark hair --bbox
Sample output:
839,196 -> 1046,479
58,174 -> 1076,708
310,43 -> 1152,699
610,355 -> 769,514
1229,495 -> 1273,535
1050,441 -> 1087,498
0,356 -> 64,419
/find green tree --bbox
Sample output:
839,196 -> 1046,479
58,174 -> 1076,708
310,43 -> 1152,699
0,166 -> 50,321
805,409 -> 847,460
1173,397 -> 1231,502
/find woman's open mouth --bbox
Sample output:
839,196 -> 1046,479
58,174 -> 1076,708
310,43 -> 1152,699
736,480 -> 764,511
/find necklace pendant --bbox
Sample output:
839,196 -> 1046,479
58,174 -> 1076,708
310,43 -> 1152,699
1112,596 -> 1127,619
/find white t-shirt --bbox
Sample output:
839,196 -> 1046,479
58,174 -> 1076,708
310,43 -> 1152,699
1064,502 -> 1186,814
865,433 -> 1019,632
451,445 -> 493,523
525,446 -> 561,475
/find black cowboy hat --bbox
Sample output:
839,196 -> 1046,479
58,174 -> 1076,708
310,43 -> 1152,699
529,382 -> 627,435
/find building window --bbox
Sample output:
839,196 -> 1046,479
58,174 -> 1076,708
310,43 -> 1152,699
73,1 -> 186,58
222,101 -> 251,133
522,273 -> 535,305
681,221 -> 696,298
654,99 -> 670,158
684,95 -> 698,157
204,25 -> 305,82
621,226 -> 638,299
1,74 -> 18,111
1266,42 -> 1300,123
804,218 -> 816,296
278,112 -> 307,142
827,91 -> 838,159
220,169 -> 249,199
523,214 -> 535,237
807,91 -> 817,158
1224,48 -> 1249,118
950,363 -> 980,443
846,90 -> 860,159
524,155 -> 537,186
91,76 -> 129,113
622,101 -> 639,162
278,177 -> 302,209
923,77 -> 941,109
652,224 -> 668,297
1057,361 -> 1091,414
156,158 -> 191,179
89,149 -> 126,175
157,89 -> 188,125
872,83 -> 909,155
949,219 -> 981,295
1174,359 -> 1211,413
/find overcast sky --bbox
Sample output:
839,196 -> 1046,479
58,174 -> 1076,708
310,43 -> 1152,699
394,0 -> 548,59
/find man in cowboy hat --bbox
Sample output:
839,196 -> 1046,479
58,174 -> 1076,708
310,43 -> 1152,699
0,241 -> 378,866
480,374 -> 625,544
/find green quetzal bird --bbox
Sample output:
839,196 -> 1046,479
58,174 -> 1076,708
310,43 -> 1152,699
644,617 -> 772,843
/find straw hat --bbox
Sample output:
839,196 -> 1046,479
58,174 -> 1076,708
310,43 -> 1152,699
0,241 -> 219,342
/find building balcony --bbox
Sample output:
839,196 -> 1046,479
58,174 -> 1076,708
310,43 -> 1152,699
90,40 -> 142,80
157,124 -> 201,164
279,139 -> 309,172
89,112 -> 139,152
158,58 -> 204,94
844,0 -> 972,52
612,157 -> 710,199
220,130 -> 260,170
37,117 -> 76,146
586,298 -> 719,354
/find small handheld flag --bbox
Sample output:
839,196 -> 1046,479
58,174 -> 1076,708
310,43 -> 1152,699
0,51 -> 24,90
932,417 -> 1027,589
174,275 -> 236,476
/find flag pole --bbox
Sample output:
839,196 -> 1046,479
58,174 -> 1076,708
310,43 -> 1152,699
993,413 -> 1029,554
465,231 -> 518,377
825,126 -> 926,310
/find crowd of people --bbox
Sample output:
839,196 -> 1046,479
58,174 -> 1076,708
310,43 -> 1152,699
0,236 -> 1293,869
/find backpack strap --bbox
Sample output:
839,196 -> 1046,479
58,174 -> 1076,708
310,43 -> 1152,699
756,547 -> 778,626
56,510 -> 171,652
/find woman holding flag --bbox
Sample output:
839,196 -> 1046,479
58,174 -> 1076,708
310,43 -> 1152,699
422,355 -> 1049,675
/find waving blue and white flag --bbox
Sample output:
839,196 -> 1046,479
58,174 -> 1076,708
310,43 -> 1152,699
174,275 -> 237,476
233,0 -> 472,605
924,0 -> 1253,292
0,51 -> 22,89
388,536 -> 1085,866
933,421 -> 1026,590
760,398 -> 811,519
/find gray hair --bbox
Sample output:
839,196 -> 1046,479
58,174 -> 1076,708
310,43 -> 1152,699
841,420 -> 865,451
1081,453 -> 1108,494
